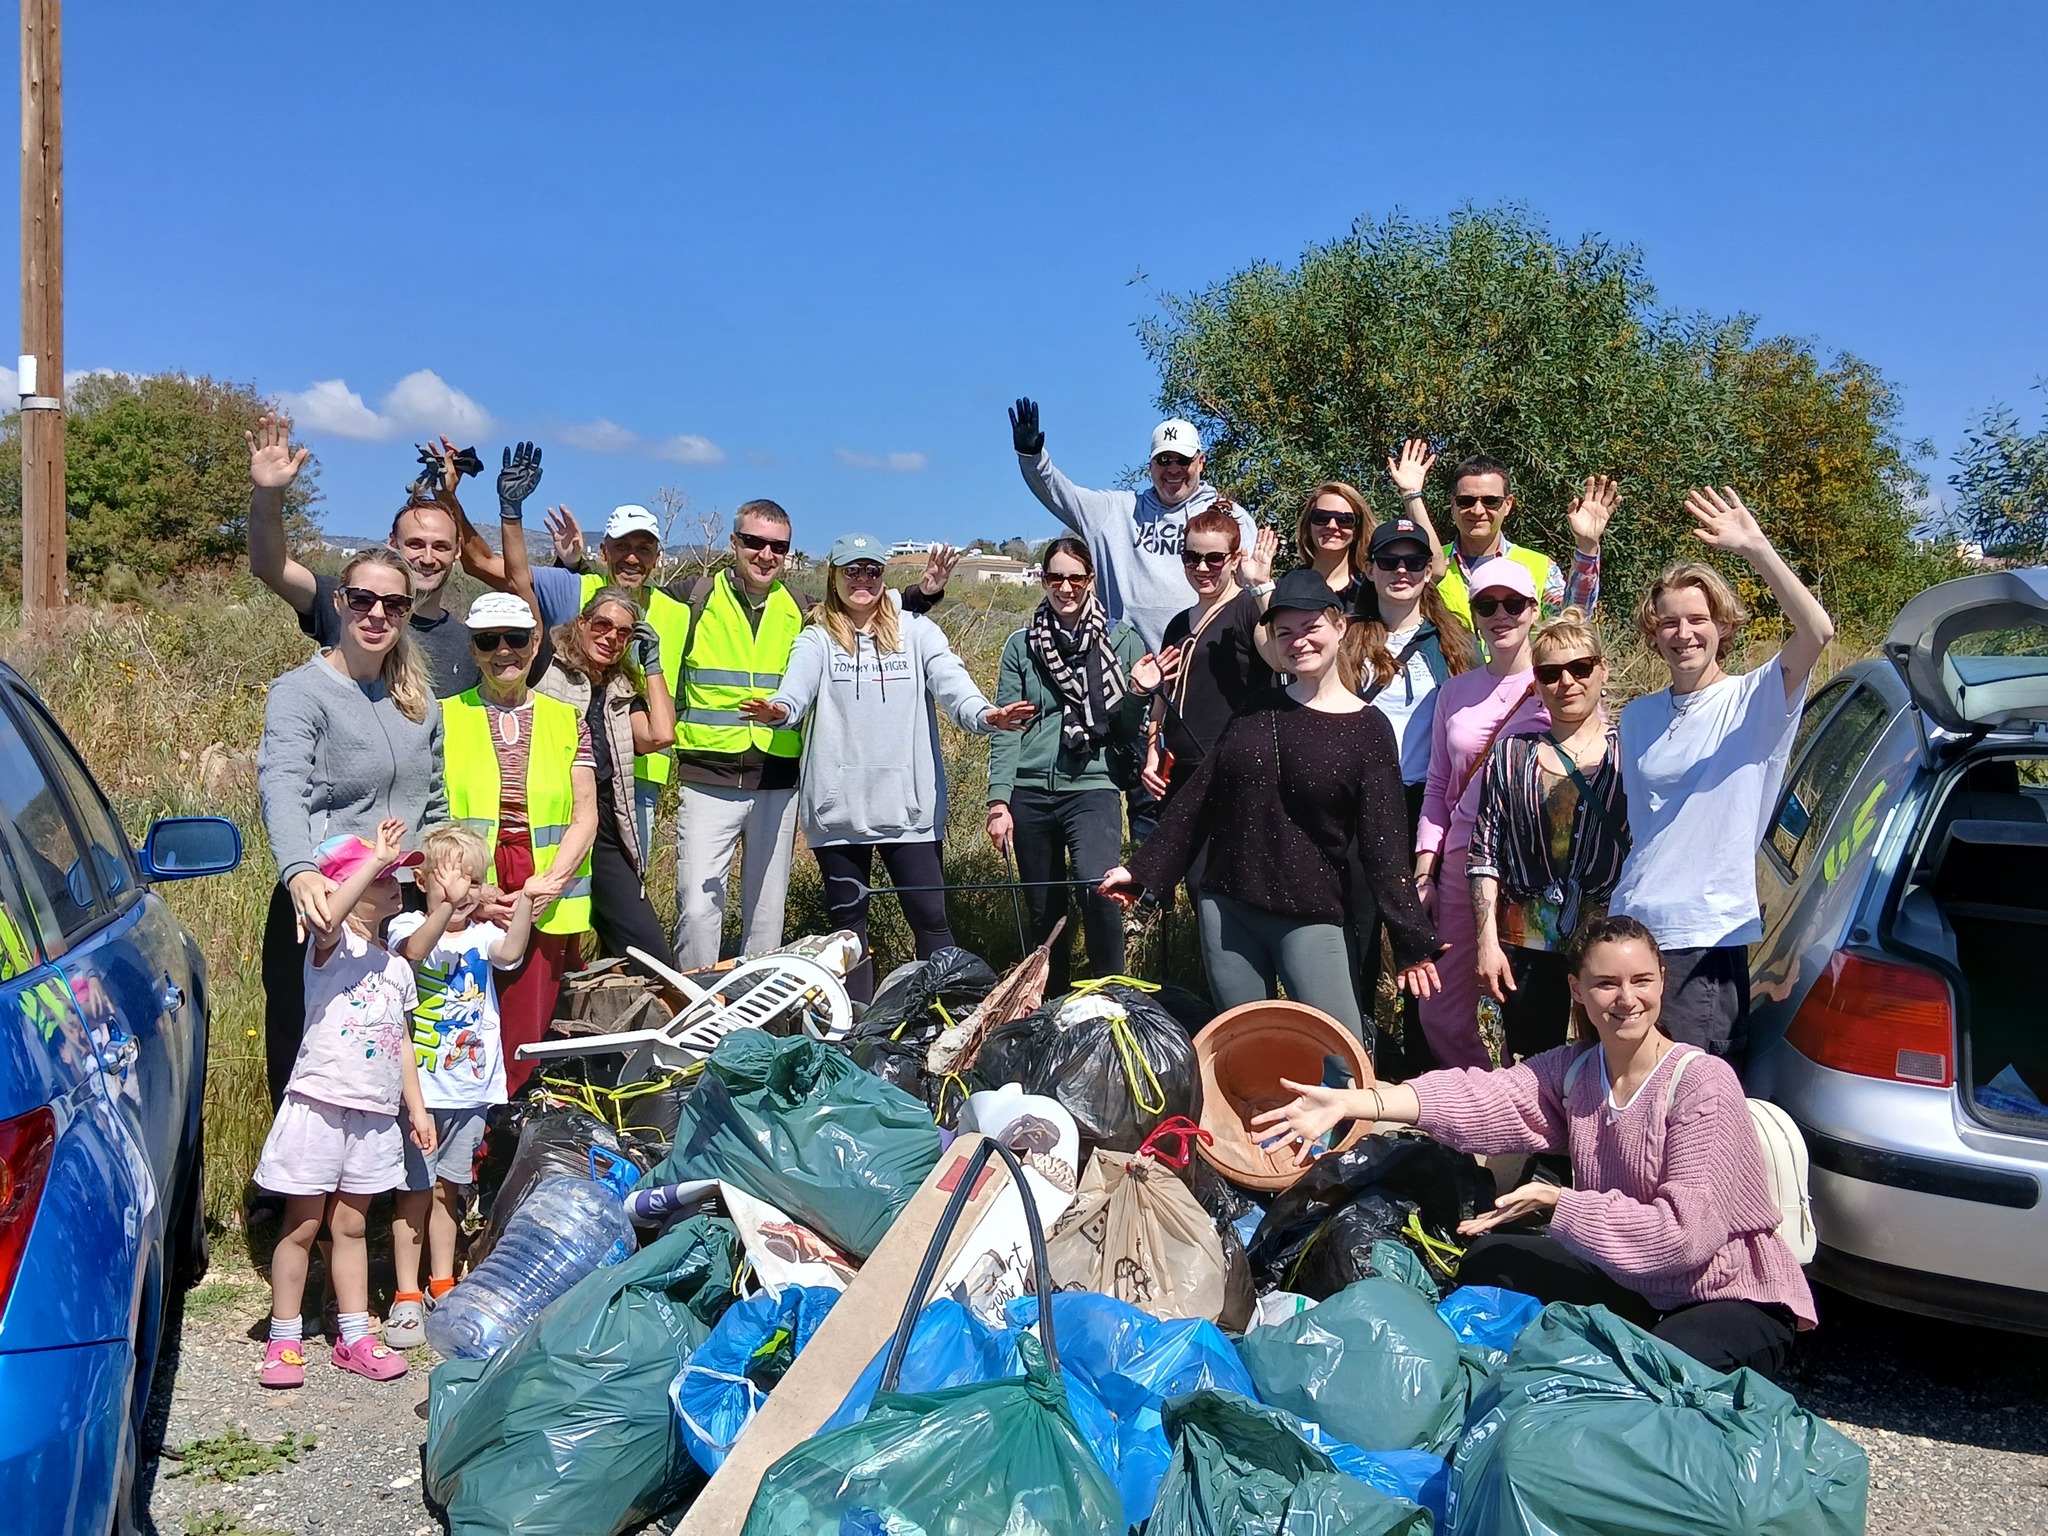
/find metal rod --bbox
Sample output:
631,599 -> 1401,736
1002,847 -> 1029,957
825,874 -> 1103,898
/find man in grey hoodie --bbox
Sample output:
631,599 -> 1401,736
1010,398 -> 1260,652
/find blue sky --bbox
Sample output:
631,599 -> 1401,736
8,3 -> 2044,553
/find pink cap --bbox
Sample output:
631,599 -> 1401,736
313,833 -> 423,885
1466,556 -> 1538,602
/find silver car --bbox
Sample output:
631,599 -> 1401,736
1748,567 -> 2048,1333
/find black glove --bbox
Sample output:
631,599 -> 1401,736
409,442 -> 483,495
630,619 -> 662,677
498,441 -> 544,520
1009,397 -> 1044,456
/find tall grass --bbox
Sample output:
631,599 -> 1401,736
0,568 -> 1876,1232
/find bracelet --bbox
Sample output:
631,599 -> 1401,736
1248,579 -> 1275,596
1401,489 -> 1426,502
1369,1088 -> 1385,1124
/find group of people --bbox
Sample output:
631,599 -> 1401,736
240,385 -> 1834,1386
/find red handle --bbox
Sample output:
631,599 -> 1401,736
1137,1115 -> 1211,1170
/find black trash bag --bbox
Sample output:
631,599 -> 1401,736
1248,1134 -> 1495,1295
975,983 -> 1200,1154
847,947 -> 999,1129
1152,982 -> 1216,1035
1189,1154 -> 1266,1233
1285,1191 -> 1422,1301
475,1097 -> 550,1216
473,1110 -> 648,1269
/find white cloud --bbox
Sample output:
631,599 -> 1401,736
555,419 -> 726,466
836,448 -> 929,472
276,378 -> 396,440
380,369 -> 495,438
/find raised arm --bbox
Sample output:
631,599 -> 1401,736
630,621 -> 679,752
1010,396 -> 1125,536
245,413 -> 319,614
1387,439 -> 1450,581
1685,487 -> 1836,698
493,442 -> 545,615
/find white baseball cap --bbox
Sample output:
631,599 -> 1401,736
604,504 -> 661,541
1150,419 -> 1202,461
465,590 -> 536,630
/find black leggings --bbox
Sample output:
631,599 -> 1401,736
588,815 -> 677,977
814,840 -> 951,1003
1458,1231 -> 1797,1380
261,883 -> 305,1111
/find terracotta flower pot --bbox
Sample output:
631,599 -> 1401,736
1192,999 -> 1373,1192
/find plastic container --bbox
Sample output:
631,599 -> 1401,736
1191,1000 -> 1372,1191
424,1175 -> 636,1360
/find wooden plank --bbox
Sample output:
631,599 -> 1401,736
20,0 -> 65,613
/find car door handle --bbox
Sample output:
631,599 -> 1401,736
159,980 -> 186,1015
100,1032 -> 140,1076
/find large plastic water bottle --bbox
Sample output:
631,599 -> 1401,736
425,1175 -> 636,1359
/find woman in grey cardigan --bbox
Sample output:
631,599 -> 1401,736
741,533 -> 1034,1000
257,546 -> 446,1106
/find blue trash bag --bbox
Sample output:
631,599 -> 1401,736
1435,1284 -> 1543,1359
1300,1432 -> 1450,1528
669,1285 -> 839,1475
1450,1303 -> 1868,1536
821,1296 -> 1120,1482
1005,1291 -> 1257,1517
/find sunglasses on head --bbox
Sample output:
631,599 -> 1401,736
471,629 -> 532,653
1308,510 -> 1359,530
1534,655 -> 1602,686
1455,493 -> 1508,512
1373,552 -> 1429,573
735,531 -> 791,556
1470,593 -> 1536,618
1180,550 -> 1232,570
1042,570 -> 1091,589
341,586 -> 414,619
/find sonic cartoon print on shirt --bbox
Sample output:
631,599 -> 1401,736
412,945 -> 493,1088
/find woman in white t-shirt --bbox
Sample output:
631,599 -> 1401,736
1607,487 -> 1835,1064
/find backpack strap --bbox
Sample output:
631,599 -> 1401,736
1661,1045 -> 1702,1113
1560,1043 -> 1602,1100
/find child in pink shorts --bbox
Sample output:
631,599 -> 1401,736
252,820 -> 437,1387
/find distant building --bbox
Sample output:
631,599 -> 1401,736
889,539 -> 936,556
954,554 -> 1036,586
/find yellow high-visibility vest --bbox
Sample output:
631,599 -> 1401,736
1437,542 -> 1557,626
442,689 -> 592,936
674,570 -> 805,761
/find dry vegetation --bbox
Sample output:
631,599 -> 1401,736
0,567 -> 1872,1235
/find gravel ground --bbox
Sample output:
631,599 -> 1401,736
140,1251 -> 2048,1536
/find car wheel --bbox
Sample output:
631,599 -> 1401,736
169,1124 -> 209,1288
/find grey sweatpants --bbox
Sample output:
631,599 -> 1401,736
1198,890 -> 1366,1041
673,783 -> 799,968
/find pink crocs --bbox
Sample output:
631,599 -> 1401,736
330,1336 -> 409,1381
259,1338 -> 307,1389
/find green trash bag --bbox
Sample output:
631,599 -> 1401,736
1237,1244 -> 1490,1458
423,1215 -> 741,1536
636,1027 -> 941,1259
1148,1389 -> 1432,1536
1449,1303 -> 1869,1536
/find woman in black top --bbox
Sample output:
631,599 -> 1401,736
1133,504 -> 1277,800
1468,608 -> 1629,1062
1104,570 -> 1442,1043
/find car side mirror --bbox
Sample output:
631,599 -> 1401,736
139,817 -> 242,881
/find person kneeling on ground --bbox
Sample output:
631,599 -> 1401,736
1253,913 -> 1815,1380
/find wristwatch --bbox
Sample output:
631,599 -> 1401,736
1248,579 -> 1275,597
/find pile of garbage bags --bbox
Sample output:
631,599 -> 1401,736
414,949 -> 1868,1536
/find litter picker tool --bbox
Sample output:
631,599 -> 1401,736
825,874 -> 1103,898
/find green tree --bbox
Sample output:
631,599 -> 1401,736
0,371 -> 321,590
1141,205 -> 1955,631
1950,390 -> 2048,563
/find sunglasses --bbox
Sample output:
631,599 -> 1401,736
1180,550 -> 1232,570
1373,552 -> 1430,573
1534,655 -> 1602,686
1308,510 -> 1359,530
1042,571 -> 1091,589
341,586 -> 414,620
840,562 -> 885,581
1471,594 -> 1536,618
583,617 -> 633,641
1455,493 -> 1508,512
1152,453 -> 1194,468
735,531 -> 791,556
471,629 -> 532,652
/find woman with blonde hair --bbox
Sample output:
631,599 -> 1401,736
259,545 -> 446,1107
742,534 -> 1035,1000
1468,607 -> 1630,1062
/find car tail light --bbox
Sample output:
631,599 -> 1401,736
0,1106 -> 57,1316
1784,951 -> 1954,1086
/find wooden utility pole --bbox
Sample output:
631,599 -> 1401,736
19,0 -> 63,613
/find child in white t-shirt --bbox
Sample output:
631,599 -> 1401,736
383,823 -> 534,1346
252,820 -> 436,1389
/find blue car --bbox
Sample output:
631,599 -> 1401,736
0,659 -> 241,1534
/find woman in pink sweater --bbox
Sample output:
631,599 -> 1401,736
1254,913 -> 1813,1379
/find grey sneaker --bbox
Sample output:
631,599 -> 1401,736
384,1297 -> 426,1349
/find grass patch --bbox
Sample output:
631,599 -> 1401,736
181,1512 -> 292,1536
181,1280 -> 257,1321
167,1427 -> 318,1484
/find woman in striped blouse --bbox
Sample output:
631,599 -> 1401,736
1468,609 -> 1629,1063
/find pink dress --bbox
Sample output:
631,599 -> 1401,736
1414,667 -> 1548,1068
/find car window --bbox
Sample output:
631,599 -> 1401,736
0,699 -> 100,947
0,853 -> 42,982
1770,684 -> 1892,875
10,693 -> 137,908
